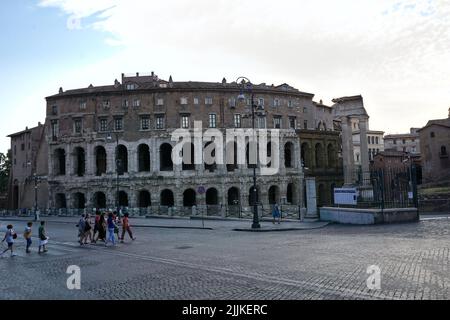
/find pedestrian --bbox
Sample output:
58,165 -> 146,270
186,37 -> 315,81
272,202 -> 281,224
82,214 -> 93,244
77,214 -> 85,245
38,221 -> 48,254
92,211 -> 101,243
113,211 -> 120,240
96,213 -> 107,242
24,222 -> 33,253
1,224 -> 17,258
120,213 -> 136,243
105,212 -> 116,247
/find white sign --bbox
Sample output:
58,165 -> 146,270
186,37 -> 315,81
334,188 -> 357,205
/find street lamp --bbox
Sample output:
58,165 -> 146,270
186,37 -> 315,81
27,161 -> 40,221
236,76 -> 264,229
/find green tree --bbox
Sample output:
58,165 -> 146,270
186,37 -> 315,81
0,151 -> 11,193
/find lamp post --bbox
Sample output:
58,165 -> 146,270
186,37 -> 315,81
236,76 -> 262,229
33,173 -> 38,221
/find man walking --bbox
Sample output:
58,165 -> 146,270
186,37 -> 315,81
120,213 -> 136,243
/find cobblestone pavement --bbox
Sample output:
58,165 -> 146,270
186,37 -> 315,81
1,218 -> 450,300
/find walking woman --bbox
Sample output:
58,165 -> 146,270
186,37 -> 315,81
1,224 -> 17,258
95,213 -> 107,243
38,221 -> 49,254
120,213 -> 136,243
105,212 -> 116,247
272,202 -> 281,224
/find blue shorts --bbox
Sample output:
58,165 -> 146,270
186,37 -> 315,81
26,238 -> 32,246
7,242 -> 13,248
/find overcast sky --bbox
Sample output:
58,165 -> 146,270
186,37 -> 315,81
1,0 -> 449,153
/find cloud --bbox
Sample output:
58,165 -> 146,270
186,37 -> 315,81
36,0 -> 450,134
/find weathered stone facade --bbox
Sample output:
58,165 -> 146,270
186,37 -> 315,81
8,72 -> 348,216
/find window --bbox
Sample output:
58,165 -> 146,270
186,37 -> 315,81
246,98 -> 252,106
114,117 -> 123,131
368,136 -> 371,144
304,120 -> 308,129
371,136 -> 375,144
193,98 -> 199,105
181,115 -> 190,128
430,132 -> 435,138
156,115 -> 165,129
102,99 -> 110,109
393,139 -> 397,145
51,105 -> 58,115
289,117 -> 296,129
74,119 -> 82,134
229,98 -> 236,108
14,145 -> 16,155
180,97 -> 188,105
79,100 -> 87,110
51,120 -> 59,140
273,117 -> 282,129
156,98 -> 164,106
257,116 -> 266,129
126,84 -> 136,90
122,99 -> 129,108
205,97 -> 213,105
258,98 -> 264,107
273,99 -> 280,107
234,114 -> 241,128
402,139 -> 406,144
99,118 -> 108,132
133,99 -> 141,107
412,139 -> 415,142
288,100 -> 292,108
441,146 -> 448,156
140,117 -> 150,130
209,114 -> 217,128
303,107 -> 307,113
376,137 -> 379,144
21,143 -> 25,151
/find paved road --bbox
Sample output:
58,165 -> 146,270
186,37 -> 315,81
1,218 -> 450,300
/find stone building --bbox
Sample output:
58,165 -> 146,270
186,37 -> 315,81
7,123 -> 49,211
384,128 -> 421,154
7,72 -> 348,216
418,109 -> 450,185
353,129 -> 384,164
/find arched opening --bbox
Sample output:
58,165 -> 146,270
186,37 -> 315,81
73,147 -> 85,177
12,182 -> 19,209
160,143 -> 173,171
441,146 -> 448,156
182,143 -> 195,170
183,189 -> 196,207
317,184 -> 326,207
138,144 -> 151,172
315,143 -> 324,168
330,183 -> 336,205
287,183 -> 294,204
93,191 -> 106,209
226,141 -> 238,172
248,186 -> 260,206
160,189 -> 174,207
116,145 -> 128,175
138,190 -> 151,208
268,185 -> 280,204
327,144 -> 336,167
301,143 -> 311,168
118,190 -> 129,207
54,148 -> 66,175
204,142 -> 217,172
246,141 -> 258,168
95,146 -> 107,176
284,142 -> 294,168
266,141 -> 273,167
227,187 -> 240,205
206,188 -> 219,205
55,193 -> 67,209
73,192 -> 85,209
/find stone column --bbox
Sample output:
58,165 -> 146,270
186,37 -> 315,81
341,116 -> 355,186
86,144 -> 94,176
358,116 -> 370,181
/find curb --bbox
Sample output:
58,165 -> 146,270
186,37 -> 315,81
233,222 -> 330,232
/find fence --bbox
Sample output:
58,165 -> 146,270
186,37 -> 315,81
335,166 -> 418,209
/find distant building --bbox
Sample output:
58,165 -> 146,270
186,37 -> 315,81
418,109 -> 450,185
384,128 -> 421,154
350,118 -> 384,166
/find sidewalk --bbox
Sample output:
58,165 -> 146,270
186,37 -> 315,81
0,215 -> 330,232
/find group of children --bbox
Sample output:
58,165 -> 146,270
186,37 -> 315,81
1,221 -> 49,258
78,211 -> 135,247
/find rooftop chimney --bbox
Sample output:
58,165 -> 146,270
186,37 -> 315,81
136,72 -> 139,77
59,87 -> 63,94
222,77 -> 227,85
320,99 -> 323,104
